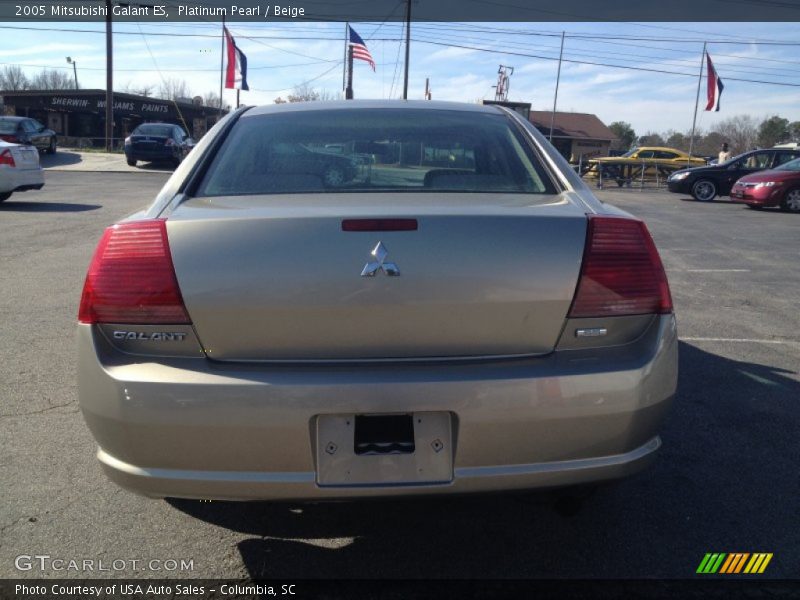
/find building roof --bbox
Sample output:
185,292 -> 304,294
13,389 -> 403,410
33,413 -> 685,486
528,110 -> 616,142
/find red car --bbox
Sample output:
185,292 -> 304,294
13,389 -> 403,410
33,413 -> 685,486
731,157 -> 800,212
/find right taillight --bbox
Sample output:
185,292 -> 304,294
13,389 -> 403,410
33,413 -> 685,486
568,215 -> 673,318
0,148 -> 16,167
78,219 -> 191,325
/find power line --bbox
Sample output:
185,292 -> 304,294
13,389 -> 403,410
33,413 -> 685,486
412,38 -> 800,88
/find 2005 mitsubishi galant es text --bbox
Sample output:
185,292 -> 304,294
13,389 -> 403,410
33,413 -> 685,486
77,101 -> 678,501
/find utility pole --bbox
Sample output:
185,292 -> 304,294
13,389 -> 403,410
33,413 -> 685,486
105,0 -> 113,151
549,31 -> 565,141
345,46 -> 354,99
424,77 -> 431,100
402,0 -> 411,99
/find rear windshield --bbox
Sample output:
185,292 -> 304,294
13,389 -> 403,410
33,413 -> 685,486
0,120 -> 19,134
198,108 -> 557,196
133,124 -> 173,137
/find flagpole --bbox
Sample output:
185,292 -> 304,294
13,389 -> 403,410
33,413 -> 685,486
218,13 -> 225,119
549,31 -> 565,142
688,41 -> 706,163
402,0 -> 411,99
343,22 -> 349,95
346,45 -> 354,100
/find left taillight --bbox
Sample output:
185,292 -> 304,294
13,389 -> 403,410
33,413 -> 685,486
0,148 -> 16,167
78,219 -> 191,324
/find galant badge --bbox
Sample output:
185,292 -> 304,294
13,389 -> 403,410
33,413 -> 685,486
361,241 -> 400,277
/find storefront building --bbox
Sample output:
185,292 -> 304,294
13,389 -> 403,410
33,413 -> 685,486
1,89 -> 224,147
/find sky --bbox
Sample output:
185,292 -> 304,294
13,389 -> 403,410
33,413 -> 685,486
1,20 -> 799,135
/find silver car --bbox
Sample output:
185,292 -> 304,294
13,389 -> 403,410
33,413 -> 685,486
77,101 -> 677,501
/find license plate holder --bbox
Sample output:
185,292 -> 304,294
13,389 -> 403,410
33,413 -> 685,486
315,412 -> 453,487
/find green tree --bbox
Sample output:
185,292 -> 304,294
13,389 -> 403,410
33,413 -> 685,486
664,130 -> 688,153
608,121 -> 636,151
788,121 -> 800,142
758,115 -> 790,147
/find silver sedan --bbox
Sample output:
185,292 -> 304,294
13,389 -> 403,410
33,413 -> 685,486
77,101 -> 677,500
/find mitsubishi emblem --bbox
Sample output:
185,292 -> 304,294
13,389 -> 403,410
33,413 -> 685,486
361,241 -> 400,277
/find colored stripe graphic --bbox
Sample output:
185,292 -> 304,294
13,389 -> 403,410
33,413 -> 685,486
719,554 -> 736,573
698,553 -> 773,574
744,553 -> 774,574
697,553 -> 727,573
727,553 -> 749,573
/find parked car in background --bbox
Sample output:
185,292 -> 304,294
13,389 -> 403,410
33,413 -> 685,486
668,147 -> 800,202
589,146 -> 706,169
731,156 -> 800,212
267,142 -> 358,187
77,101 -> 677,502
0,117 -> 57,154
124,123 -> 195,167
0,140 -> 45,202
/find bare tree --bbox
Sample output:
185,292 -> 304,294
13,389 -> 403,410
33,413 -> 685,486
0,65 -> 29,90
203,91 -> 220,108
287,83 -> 321,103
712,115 -> 759,154
274,84 -> 340,104
157,77 -> 192,101
121,81 -> 156,97
29,69 -> 74,90
637,131 -> 665,146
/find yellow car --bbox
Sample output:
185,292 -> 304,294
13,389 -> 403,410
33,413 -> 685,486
584,147 -> 707,184
592,146 -> 706,166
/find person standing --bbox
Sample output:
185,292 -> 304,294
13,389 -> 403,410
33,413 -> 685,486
718,142 -> 732,163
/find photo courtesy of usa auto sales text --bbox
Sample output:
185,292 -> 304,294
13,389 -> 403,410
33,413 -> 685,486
15,584 -> 299,596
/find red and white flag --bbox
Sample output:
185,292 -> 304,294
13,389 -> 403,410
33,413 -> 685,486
705,53 -> 724,112
224,27 -> 249,91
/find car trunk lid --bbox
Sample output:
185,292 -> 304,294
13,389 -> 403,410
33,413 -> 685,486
166,193 -> 588,361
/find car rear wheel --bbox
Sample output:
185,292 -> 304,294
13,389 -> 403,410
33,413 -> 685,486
691,179 -> 717,202
0,192 -> 11,202
780,188 -> 800,212
126,157 -> 137,167
323,165 -> 345,188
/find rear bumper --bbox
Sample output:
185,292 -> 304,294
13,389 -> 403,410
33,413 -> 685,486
0,167 -> 44,193
78,315 -> 678,500
125,147 -> 179,162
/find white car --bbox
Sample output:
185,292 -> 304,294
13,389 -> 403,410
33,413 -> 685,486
0,140 -> 45,202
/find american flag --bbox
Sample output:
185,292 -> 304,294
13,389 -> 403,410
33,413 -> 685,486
348,25 -> 375,71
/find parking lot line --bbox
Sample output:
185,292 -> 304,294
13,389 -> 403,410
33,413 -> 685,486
676,269 -> 751,273
680,336 -> 800,346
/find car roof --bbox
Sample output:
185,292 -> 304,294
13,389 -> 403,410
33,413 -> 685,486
244,100 -> 504,118
634,146 -> 687,154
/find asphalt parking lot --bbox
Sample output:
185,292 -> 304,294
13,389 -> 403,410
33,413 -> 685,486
1,172 -> 798,580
